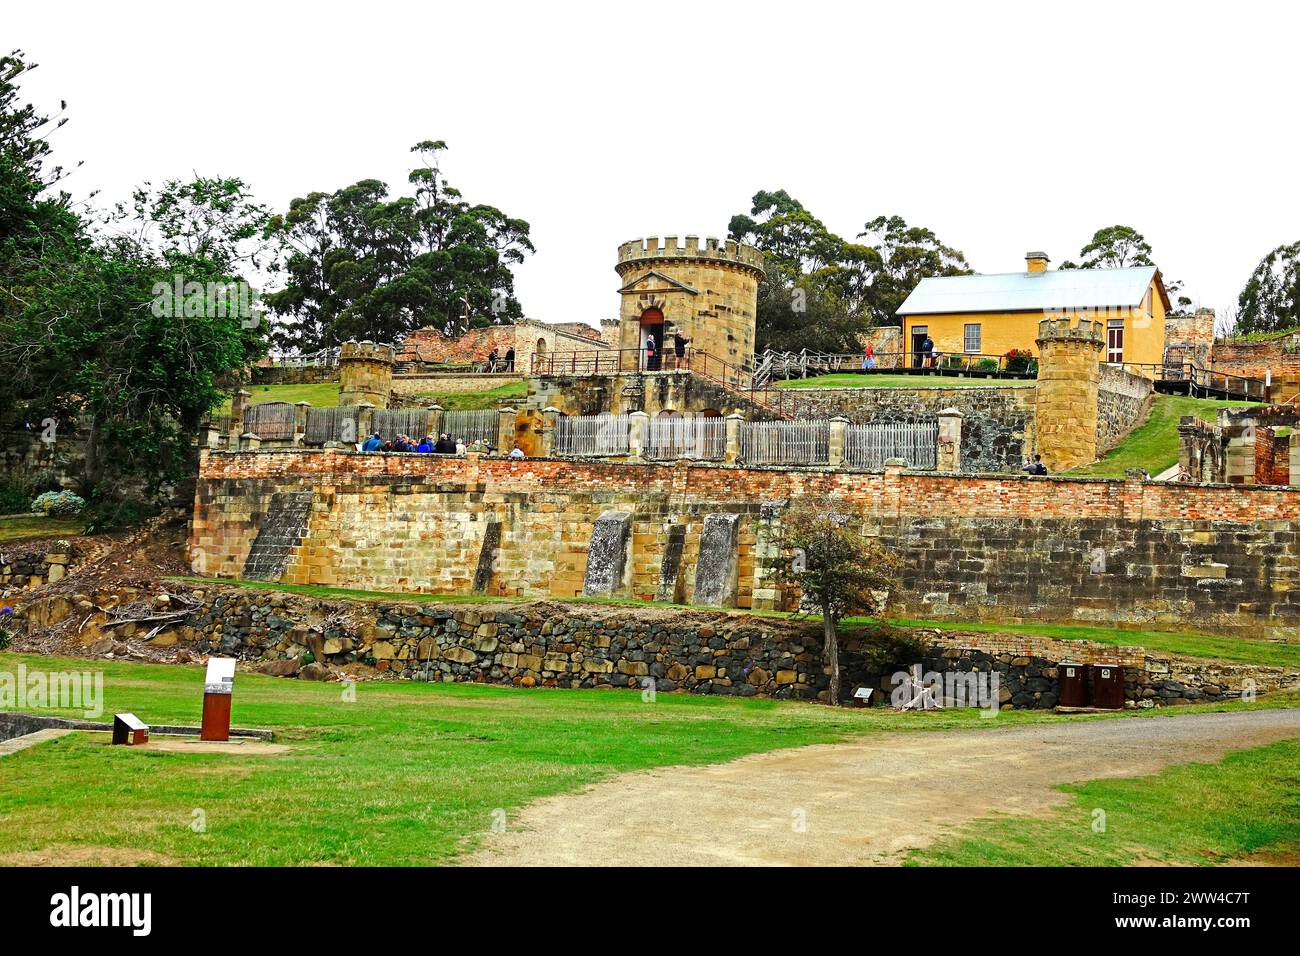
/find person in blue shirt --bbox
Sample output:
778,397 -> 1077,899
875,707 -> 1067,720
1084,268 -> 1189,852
361,432 -> 382,452
416,435 -> 434,453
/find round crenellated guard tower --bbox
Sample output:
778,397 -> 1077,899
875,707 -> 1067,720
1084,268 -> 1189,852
1034,317 -> 1104,472
614,235 -> 764,367
338,340 -> 396,408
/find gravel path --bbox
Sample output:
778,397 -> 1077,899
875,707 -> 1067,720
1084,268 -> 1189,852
464,709 -> 1300,866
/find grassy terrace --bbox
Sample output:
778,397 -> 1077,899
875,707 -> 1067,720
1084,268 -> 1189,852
219,380 -> 526,413
777,372 -> 1027,389
0,514 -> 84,543
1,649 -> 1295,866
1066,394 -> 1253,478
412,381 -> 526,410
174,577 -> 1300,669
913,737 -> 1300,866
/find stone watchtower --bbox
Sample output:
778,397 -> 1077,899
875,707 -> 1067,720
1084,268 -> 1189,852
338,340 -> 395,408
1034,318 -> 1104,472
614,236 -> 764,366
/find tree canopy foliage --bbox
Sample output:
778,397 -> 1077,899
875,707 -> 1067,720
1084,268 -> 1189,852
1236,241 -> 1300,335
1059,224 -> 1192,314
263,141 -> 534,353
728,190 -> 970,353
774,503 -> 901,706
0,51 -> 267,511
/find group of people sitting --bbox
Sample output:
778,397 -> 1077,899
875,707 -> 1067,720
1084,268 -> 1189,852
361,432 -> 462,454
359,431 -> 525,458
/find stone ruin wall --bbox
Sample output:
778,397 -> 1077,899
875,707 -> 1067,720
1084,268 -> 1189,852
1210,333 -> 1300,401
1180,406 -> 1300,486
1164,308 -> 1216,366
191,449 -> 1300,638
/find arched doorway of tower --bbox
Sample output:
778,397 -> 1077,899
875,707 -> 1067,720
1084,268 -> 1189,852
639,307 -> 664,370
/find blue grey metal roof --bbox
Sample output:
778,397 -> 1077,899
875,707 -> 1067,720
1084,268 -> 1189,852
897,266 -> 1161,315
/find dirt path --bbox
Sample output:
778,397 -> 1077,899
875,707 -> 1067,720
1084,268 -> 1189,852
464,710 -> 1300,866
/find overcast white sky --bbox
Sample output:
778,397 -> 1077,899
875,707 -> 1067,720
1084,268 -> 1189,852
11,1 -> 1298,329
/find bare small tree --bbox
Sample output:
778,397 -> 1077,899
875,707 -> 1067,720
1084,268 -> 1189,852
775,503 -> 901,705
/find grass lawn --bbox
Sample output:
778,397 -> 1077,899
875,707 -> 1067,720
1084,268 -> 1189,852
778,373 -> 1027,389
217,382 -> 341,413
911,737 -> 1300,866
2,651 -> 1295,866
0,515 -> 84,543
214,381 -> 527,415
173,577 -> 1300,670
887,617 -> 1300,670
1066,394 -> 1255,478
415,381 -> 527,410
0,650 -> 1080,866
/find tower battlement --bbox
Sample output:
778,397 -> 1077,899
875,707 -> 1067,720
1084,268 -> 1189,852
617,235 -> 764,275
340,339 -> 396,364
1036,317 -> 1104,345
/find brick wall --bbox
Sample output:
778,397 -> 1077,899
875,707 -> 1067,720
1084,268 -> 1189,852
1210,335 -> 1300,400
191,451 -> 1300,637
1255,427 -> 1292,486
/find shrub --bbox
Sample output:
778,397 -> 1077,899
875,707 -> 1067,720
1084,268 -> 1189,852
1004,348 -> 1035,374
81,496 -> 158,534
974,358 -> 999,372
0,607 -> 12,651
0,470 -> 60,515
30,490 -> 87,517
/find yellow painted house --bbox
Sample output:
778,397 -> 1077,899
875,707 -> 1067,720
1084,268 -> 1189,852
896,252 -> 1171,370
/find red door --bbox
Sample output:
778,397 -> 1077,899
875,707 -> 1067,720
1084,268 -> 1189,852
639,308 -> 664,370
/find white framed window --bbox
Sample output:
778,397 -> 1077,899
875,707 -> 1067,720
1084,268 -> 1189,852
963,323 -> 981,353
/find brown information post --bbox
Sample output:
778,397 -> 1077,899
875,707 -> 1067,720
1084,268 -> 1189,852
201,657 -> 236,741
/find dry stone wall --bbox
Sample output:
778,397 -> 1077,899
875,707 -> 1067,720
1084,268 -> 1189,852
157,587 -> 1299,707
1096,364 -> 1154,454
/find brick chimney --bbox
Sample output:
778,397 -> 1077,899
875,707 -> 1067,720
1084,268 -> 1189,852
1026,251 -> 1051,273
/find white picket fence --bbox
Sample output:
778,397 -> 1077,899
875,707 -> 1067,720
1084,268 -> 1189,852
741,420 -> 829,466
646,416 -> 726,460
555,414 -> 630,457
845,421 -> 938,470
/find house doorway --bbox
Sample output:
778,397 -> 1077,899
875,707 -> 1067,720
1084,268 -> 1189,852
910,326 -> 929,368
640,307 -> 664,370
1107,320 -> 1124,364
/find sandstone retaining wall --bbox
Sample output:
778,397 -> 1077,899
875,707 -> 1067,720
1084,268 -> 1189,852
190,450 -> 1300,636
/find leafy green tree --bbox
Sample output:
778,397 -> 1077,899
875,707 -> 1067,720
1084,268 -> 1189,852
857,215 -> 972,325
264,141 -> 534,352
1059,223 -> 1193,313
0,55 -> 266,507
775,503 -> 901,706
0,52 -> 85,328
1060,225 -> 1154,270
730,191 -> 970,354
1236,241 -> 1300,335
